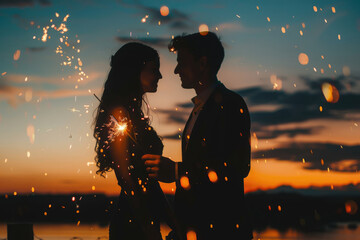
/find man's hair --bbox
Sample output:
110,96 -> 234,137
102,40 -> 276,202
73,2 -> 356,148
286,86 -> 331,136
168,32 -> 224,75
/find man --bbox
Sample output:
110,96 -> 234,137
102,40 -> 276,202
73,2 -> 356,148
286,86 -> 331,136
142,32 -> 252,240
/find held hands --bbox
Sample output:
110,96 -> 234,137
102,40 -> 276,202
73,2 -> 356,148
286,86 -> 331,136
142,154 -> 175,183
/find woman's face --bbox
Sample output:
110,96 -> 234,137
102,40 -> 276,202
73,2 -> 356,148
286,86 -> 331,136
140,59 -> 162,93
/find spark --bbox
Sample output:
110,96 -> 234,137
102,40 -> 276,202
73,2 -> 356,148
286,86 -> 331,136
25,77 -> 28,82
55,12 -> 59,17
236,14 -> 241,18
13,50 -> 21,61
270,75 -> 282,90
338,34 -> 341,40
27,151 -> 31,158
63,14 -> 70,22
331,7 -> 336,13
1,72 -> 6,76
69,107 -> 80,112
267,17 -> 270,22
281,27 -> 286,33
313,6 -> 318,12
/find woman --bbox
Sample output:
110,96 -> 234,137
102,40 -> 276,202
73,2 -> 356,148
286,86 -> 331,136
93,42 -> 168,240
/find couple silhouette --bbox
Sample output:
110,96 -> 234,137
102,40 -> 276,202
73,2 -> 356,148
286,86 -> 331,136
93,32 -> 252,240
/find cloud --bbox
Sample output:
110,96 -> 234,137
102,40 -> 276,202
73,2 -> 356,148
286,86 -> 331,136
252,142 -> 360,172
0,84 -> 96,107
115,36 -> 171,48
215,22 -> 245,32
3,71 -> 103,86
161,132 -> 182,140
0,0 -> 50,7
255,126 -> 324,139
117,0 -> 192,30
234,75 -> 360,130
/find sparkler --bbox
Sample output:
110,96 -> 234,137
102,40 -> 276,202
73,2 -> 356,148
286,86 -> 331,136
93,94 -> 136,143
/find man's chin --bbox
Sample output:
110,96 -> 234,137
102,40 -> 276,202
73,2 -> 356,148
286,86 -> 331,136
181,83 -> 192,89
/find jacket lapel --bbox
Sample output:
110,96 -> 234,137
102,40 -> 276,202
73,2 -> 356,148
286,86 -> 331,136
182,83 -> 224,157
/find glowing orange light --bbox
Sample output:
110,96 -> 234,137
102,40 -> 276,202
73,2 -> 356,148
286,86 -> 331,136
160,6 -> 169,16
313,6 -> 318,12
345,200 -> 358,215
319,106 -> 323,112
322,83 -> 340,103
281,27 -> 286,33
180,176 -> 190,190
299,30 -> 303,36
298,53 -> 309,65
117,123 -> 127,132
31,187 -> 35,193
338,34 -> 341,40
268,205 -> 272,211
278,205 -> 282,211
13,50 -> 21,61
199,24 -> 209,36
266,17 -> 270,22
332,7 -> 336,13
208,171 -> 218,183
187,230 -> 197,240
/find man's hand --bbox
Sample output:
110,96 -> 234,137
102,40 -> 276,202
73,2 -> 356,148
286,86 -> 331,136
142,154 -> 176,183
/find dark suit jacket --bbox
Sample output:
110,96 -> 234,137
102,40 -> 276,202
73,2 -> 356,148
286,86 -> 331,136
175,82 -> 252,240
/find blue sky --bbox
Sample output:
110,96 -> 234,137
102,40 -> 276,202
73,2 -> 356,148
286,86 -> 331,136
0,0 -> 359,195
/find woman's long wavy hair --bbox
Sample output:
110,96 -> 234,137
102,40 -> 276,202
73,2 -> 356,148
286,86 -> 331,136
93,42 -> 159,177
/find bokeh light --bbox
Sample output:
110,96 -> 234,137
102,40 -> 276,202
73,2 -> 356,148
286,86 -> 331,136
322,83 -> 340,103
298,53 -> 309,65
160,6 -> 169,17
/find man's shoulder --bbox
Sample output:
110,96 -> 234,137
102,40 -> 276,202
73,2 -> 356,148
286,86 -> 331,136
212,83 -> 247,106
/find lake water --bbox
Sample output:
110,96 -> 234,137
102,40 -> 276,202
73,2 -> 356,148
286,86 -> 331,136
1,223 -> 359,240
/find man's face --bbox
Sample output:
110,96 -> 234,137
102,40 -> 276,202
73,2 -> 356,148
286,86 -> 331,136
174,49 -> 201,89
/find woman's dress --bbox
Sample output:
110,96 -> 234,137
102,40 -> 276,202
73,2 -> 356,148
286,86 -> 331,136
109,119 -> 166,240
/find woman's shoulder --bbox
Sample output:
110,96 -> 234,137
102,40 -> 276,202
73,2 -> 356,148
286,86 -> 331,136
110,106 -> 130,120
